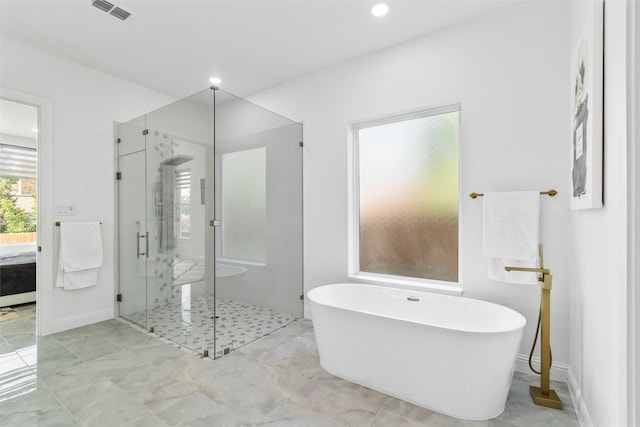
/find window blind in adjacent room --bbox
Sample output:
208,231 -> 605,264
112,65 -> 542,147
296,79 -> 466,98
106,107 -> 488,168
0,144 -> 37,179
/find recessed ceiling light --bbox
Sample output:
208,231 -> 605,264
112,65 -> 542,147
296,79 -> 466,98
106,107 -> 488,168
209,77 -> 222,85
371,3 -> 389,17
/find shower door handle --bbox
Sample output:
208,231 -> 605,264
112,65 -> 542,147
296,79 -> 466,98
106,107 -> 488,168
136,232 -> 147,259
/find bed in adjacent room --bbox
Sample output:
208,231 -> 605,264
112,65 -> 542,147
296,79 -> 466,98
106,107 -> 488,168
0,251 -> 36,307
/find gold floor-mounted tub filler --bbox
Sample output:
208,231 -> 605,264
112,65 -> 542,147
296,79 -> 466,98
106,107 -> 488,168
505,244 -> 563,410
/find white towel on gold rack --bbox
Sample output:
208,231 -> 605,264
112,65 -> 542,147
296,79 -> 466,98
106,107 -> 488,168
483,191 -> 540,284
55,221 -> 103,290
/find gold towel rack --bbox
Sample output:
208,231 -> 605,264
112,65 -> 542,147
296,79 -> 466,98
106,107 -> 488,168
469,189 -> 558,199
55,221 -> 102,226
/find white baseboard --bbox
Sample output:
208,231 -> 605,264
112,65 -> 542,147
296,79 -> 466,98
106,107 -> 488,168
568,368 -> 593,427
52,308 -> 114,334
515,353 -> 569,382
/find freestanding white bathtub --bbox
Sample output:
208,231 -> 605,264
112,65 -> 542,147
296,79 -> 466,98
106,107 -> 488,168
307,283 -> 526,420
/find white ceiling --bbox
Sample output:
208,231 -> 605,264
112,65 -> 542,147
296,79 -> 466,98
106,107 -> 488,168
0,0 -> 518,100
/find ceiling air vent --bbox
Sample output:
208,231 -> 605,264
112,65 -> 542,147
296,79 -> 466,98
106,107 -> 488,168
110,7 -> 131,21
91,0 -> 113,13
90,0 -> 133,22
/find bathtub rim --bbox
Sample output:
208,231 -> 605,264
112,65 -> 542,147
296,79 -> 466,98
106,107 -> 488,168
308,283 -> 527,335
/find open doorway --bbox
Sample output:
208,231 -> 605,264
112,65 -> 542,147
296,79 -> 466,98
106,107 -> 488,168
0,99 -> 38,323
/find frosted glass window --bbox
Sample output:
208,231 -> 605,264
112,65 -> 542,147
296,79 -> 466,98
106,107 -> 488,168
356,108 -> 459,282
222,147 -> 266,262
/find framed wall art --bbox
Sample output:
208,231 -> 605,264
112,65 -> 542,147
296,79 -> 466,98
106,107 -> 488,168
571,0 -> 604,210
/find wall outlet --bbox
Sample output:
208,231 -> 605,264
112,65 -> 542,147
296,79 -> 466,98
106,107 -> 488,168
56,205 -> 76,216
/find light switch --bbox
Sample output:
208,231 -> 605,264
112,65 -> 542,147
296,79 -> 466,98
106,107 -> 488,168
55,205 -> 76,216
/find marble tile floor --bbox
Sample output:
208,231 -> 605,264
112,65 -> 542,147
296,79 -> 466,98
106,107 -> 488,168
0,306 -> 580,427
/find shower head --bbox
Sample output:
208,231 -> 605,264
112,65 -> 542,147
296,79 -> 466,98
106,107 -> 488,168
161,155 -> 193,166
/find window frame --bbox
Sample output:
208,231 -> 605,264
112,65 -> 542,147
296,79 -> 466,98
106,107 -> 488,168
348,104 -> 462,294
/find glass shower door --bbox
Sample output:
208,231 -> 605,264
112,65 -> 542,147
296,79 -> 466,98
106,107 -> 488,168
141,89 -> 216,356
117,117 -> 149,329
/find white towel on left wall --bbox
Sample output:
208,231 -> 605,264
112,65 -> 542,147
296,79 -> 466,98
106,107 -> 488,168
56,222 -> 103,290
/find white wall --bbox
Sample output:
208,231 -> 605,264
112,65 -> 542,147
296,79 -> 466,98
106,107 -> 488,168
250,1 -> 572,372
568,1 -> 630,426
1,37 -> 174,334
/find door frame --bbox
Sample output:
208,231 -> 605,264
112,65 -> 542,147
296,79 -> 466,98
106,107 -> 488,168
0,88 -> 54,336
113,122 -> 121,319
627,1 -> 640,424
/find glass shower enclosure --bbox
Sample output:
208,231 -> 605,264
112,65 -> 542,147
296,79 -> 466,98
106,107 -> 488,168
116,88 -> 303,358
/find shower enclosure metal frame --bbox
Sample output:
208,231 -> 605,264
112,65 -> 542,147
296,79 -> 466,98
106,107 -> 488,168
115,87 -> 303,359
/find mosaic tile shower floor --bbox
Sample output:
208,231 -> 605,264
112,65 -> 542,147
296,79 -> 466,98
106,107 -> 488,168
126,294 -> 298,357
